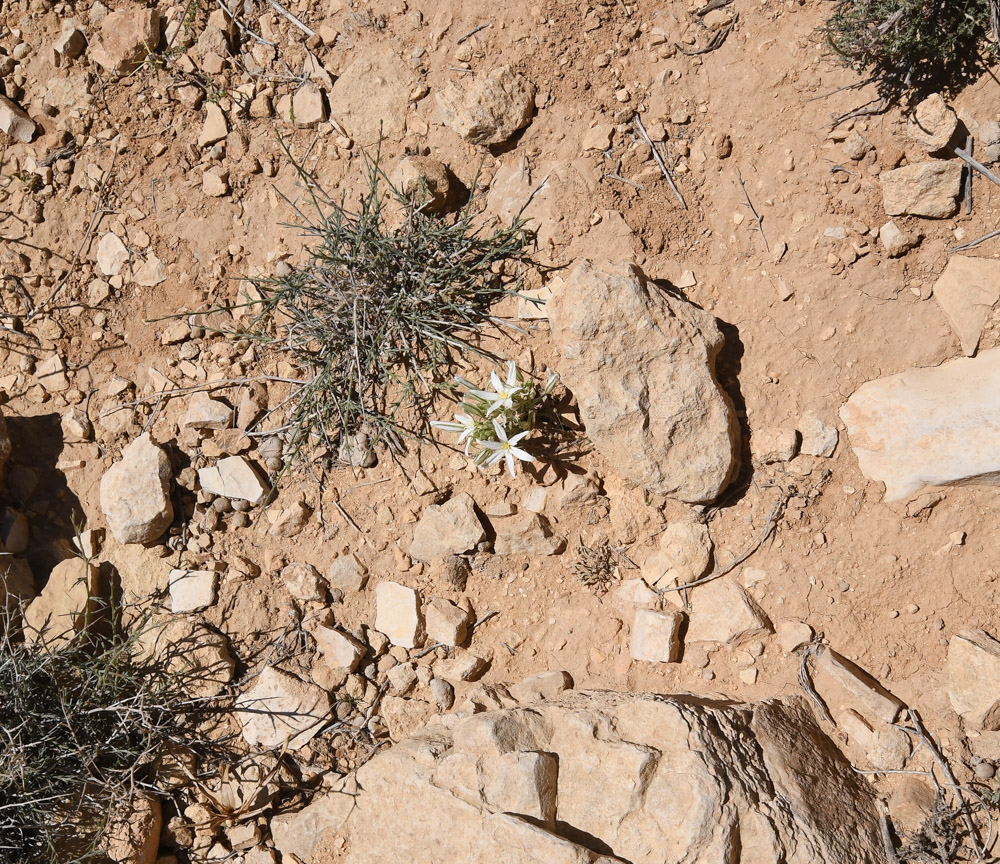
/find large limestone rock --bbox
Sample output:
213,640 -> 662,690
436,66 -> 536,146
839,348 -> 1000,500
100,434 -> 174,544
311,691 -> 887,864
548,259 -> 739,503
932,255 -> 1000,356
880,161 -> 963,218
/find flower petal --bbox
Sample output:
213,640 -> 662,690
492,417 -> 508,441
509,446 -> 535,463
504,450 -> 517,478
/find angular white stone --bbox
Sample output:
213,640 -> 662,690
932,255 -> 1000,357
100,434 -> 174,544
314,625 -> 364,671
948,630 -> 1000,730
409,492 -> 485,561
629,609 -> 683,662
840,348 -> 1000,501
182,391 -> 233,430
168,569 -> 217,613
198,456 -> 268,504
236,666 -> 330,750
425,598 -> 470,647
97,232 -> 129,277
375,581 -> 424,649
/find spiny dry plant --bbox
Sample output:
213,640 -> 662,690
572,538 -> 621,592
0,589 -> 231,864
823,0 -> 996,96
234,142 -> 534,465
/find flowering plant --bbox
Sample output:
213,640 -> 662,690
431,362 -> 557,477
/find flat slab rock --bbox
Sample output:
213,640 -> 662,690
547,259 -> 739,503
312,691 -> 887,864
840,348 -> 1000,500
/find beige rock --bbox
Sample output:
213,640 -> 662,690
629,609 -> 683,662
907,93 -> 958,152
137,616 -> 235,697
437,66 -> 536,145
798,413 -> 838,457
880,161 -> 963,218
685,578 -> 771,646
181,391 -> 232,430
751,426 -> 799,463
133,254 -> 166,287
387,662 -> 417,694
329,691 -> 887,863
198,102 -> 228,147
286,82 -> 327,128
105,792 -> 161,864
236,666 -> 330,750
280,562 -> 325,601
375,580 -> 424,648
409,492 -> 485,561
878,219 -> 920,257
0,95 -> 37,143
54,22 -> 87,59
980,120 -> 1000,163
932,255 -> 1000,356
813,647 -> 904,724
327,554 -> 367,592
202,167 -> 229,197
327,46 -> 411,144
270,790 -> 355,862
493,513 -> 565,556
435,649 -> 488,682
314,625 -> 364,671
89,8 -> 161,75
426,598 -> 470,647
840,348 -> 1000,500
508,670 -> 573,704
547,260 -> 739,503
948,629 -> 1000,729
776,619 -> 814,654
35,354 -> 69,392
640,518 -> 711,590
100,434 -> 174,544
24,558 -> 98,644
482,751 -> 558,824
96,232 -> 129,276
381,694 -> 436,741
198,455 -> 268,503
168,568 -> 217,613
392,156 -> 451,212
268,501 -> 311,537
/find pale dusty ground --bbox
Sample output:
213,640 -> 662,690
4,0 -> 1000,845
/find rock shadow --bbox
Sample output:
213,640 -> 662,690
4,412 -> 85,588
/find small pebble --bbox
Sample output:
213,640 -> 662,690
230,512 -> 250,528
975,762 -> 996,780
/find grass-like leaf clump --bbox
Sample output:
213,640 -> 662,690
239,145 -> 534,463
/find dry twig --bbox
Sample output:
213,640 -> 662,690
633,114 -> 687,210
736,169 -> 769,253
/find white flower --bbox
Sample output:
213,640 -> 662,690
469,362 -> 523,417
430,412 -> 477,454
479,418 -> 535,478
